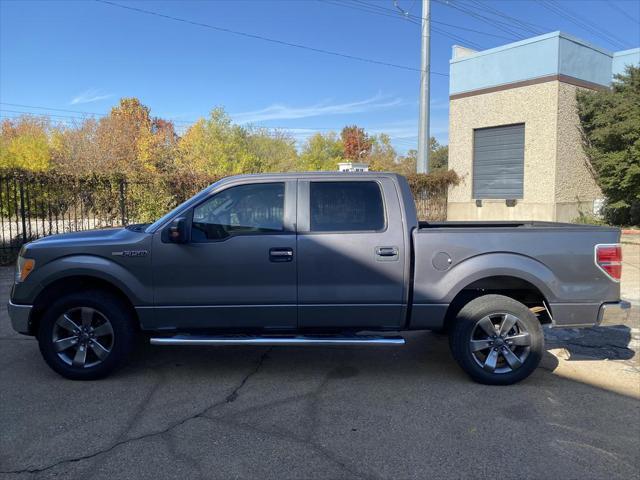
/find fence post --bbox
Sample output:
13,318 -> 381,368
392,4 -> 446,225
119,179 -> 127,226
18,181 -> 27,243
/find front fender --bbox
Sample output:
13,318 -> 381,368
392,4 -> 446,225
413,252 -> 559,304
13,255 -> 151,306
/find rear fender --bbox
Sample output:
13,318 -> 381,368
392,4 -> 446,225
415,252 -> 558,305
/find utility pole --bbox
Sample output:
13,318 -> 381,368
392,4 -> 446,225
417,0 -> 430,173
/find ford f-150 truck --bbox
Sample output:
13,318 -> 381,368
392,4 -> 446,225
8,172 -> 630,384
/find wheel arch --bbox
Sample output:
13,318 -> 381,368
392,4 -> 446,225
29,275 -> 139,336
443,274 -> 553,331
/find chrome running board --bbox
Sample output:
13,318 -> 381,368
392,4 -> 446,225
150,334 -> 405,346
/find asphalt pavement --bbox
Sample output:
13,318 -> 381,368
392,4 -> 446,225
1,266 -> 639,480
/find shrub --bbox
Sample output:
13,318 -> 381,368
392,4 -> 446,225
577,66 -> 640,226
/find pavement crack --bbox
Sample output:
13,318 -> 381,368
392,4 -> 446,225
208,415 -> 378,480
0,348 -> 272,476
220,347 -> 271,405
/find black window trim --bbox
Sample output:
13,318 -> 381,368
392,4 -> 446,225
302,179 -> 388,235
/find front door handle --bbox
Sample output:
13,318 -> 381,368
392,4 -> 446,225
269,247 -> 294,262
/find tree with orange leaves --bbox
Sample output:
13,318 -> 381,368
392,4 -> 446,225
341,125 -> 372,161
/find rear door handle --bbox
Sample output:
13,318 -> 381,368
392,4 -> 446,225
269,247 -> 294,262
375,246 -> 399,260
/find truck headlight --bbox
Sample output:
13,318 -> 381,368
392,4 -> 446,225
16,256 -> 35,282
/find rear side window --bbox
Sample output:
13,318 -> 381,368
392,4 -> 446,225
310,181 -> 385,232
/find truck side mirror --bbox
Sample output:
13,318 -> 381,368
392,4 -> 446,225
167,217 -> 188,244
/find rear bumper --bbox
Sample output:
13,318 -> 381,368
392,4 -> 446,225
549,300 -> 631,328
7,301 -> 33,335
597,301 -> 631,326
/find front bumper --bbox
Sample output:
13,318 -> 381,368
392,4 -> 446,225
598,301 -> 632,326
7,301 -> 33,335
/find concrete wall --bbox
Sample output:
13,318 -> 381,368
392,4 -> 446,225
554,82 -> 603,221
448,80 -> 606,222
448,81 -> 559,221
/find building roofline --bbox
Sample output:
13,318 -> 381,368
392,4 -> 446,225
613,48 -> 640,57
449,31 -> 620,64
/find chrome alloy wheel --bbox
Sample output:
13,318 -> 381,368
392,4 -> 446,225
469,313 -> 532,374
52,307 -> 114,368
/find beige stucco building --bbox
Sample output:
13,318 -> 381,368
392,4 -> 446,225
447,32 -> 639,222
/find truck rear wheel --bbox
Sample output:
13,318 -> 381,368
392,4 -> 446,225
449,294 -> 544,385
37,290 -> 136,380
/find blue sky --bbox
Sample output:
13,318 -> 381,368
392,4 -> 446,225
1,0 -> 639,152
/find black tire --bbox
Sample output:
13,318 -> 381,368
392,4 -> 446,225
449,294 -> 544,385
37,290 -> 136,380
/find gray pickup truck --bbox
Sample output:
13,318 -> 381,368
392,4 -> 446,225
8,172 -> 629,384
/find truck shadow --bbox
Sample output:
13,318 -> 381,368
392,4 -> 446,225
544,325 -> 636,361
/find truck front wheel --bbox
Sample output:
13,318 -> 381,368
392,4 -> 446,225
449,294 -> 544,385
37,290 -> 136,380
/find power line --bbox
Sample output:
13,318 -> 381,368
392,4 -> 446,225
463,0 -> 546,36
320,0 -> 493,49
540,0 -> 630,49
350,0 -> 509,39
95,0 -> 448,76
0,109 -> 97,121
558,0 -> 632,48
1,104 -> 423,140
0,103 -> 197,125
431,0 -> 525,40
607,0 -> 640,24
537,0 -> 630,49
431,18 -> 514,41
0,103 -> 104,116
0,111 -> 419,150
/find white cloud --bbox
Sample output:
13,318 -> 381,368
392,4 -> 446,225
70,89 -> 114,105
232,93 -> 404,123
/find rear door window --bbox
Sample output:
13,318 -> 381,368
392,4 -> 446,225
309,181 -> 385,232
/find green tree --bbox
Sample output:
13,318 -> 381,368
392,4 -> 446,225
298,132 -> 343,170
429,137 -> 448,171
177,108 -> 258,175
393,137 -> 447,175
368,134 -> 398,171
49,118 -> 102,174
246,128 -> 298,172
0,116 -> 52,171
577,66 -> 640,225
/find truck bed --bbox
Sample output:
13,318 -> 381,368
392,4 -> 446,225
410,221 -> 621,329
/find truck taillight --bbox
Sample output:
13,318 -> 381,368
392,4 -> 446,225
595,244 -> 622,281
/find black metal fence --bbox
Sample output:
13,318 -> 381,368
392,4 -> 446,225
0,172 -> 217,264
0,172 -> 449,264
1,176 -> 117,263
